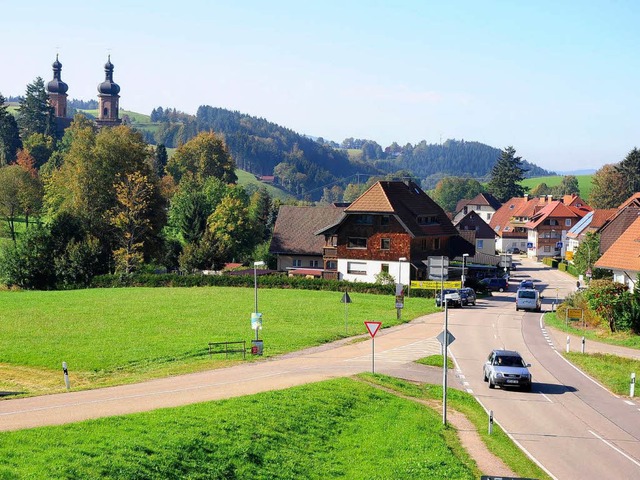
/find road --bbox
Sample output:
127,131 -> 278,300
450,256 -> 640,479
2,257 -> 640,479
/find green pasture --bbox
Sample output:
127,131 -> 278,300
0,287 -> 435,394
521,174 -> 593,201
0,376 -> 547,479
235,168 -> 294,201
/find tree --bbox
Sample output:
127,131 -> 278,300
0,223 -> 54,289
487,146 -> 527,202
108,172 -> 154,274
431,177 -> 485,213
584,280 -> 630,332
529,182 -> 551,197
22,133 -> 55,169
0,164 -> 42,242
248,187 -> 274,242
17,77 -> 55,138
615,147 -> 640,198
552,175 -> 580,197
573,233 -> 604,279
154,144 -> 168,177
166,131 -> 237,184
0,92 -> 22,165
206,188 -> 252,262
589,164 -> 627,208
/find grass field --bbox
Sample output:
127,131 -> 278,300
521,174 -> 593,201
0,376 -> 549,479
235,169 -> 294,201
0,287 -> 435,395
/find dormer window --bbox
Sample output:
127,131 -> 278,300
417,215 -> 438,225
354,214 -> 373,225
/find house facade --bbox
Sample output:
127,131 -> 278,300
594,216 -> 640,291
454,210 -> 496,255
317,181 -> 472,283
453,192 -> 502,224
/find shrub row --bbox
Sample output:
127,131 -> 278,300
91,273 -> 396,295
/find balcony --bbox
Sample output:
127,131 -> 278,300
323,246 -> 337,258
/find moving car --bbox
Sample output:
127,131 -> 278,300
435,289 -> 462,308
483,349 -> 532,391
459,287 -> 477,306
480,277 -> 508,292
506,247 -> 521,254
515,288 -> 542,312
519,279 -> 534,289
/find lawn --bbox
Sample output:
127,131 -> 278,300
0,287 -> 435,395
520,174 -> 593,200
0,376 -> 547,479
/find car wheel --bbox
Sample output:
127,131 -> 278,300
483,370 -> 488,382
488,377 -> 495,389
516,306 -> 519,311
524,383 -> 532,392
499,287 -> 504,292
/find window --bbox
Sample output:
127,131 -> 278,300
381,264 -> 389,273
293,259 -> 302,267
543,245 -> 551,252
347,237 -> 367,248
487,213 -> 492,220
310,260 -> 319,267
330,235 -> 337,247
326,260 -> 337,270
495,225 -> 500,232
380,215 -> 390,226
477,239 -> 484,249
417,215 -> 438,225
354,214 -> 373,225
565,219 -> 572,227
347,262 -> 366,275
380,238 -> 390,250
421,238 -> 428,251
434,238 -> 440,249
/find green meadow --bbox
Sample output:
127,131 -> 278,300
0,287 -> 436,395
521,174 -> 593,200
0,376 -> 549,480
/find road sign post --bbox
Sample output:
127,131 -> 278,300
341,291 -> 352,334
364,321 -> 382,374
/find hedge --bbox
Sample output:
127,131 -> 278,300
91,273 -> 396,295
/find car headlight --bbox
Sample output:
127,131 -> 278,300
495,372 -> 504,378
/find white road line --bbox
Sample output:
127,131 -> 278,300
624,400 -> 635,406
589,430 -> 640,468
540,393 -> 553,403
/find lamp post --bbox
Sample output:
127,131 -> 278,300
253,261 -> 265,341
462,253 -> 469,288
397,257 -> 407,320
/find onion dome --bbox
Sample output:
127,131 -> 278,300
97,55 -> 121,95
47,54 -> 69,94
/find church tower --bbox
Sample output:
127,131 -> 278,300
46,54 -> 69,118
96,55 -> 122,127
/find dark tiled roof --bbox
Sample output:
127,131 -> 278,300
270,204 -> 346,255
455,211 -> 496,239
454,192 -> 502,215
595,216 -> 640,272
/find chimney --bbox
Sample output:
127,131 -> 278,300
547,194 -> 553,203
524,193 -> 529,200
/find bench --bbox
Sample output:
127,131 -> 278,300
208,341 -> 246,360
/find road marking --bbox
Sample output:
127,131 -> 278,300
624,400 -> 635,406
589,430 -> 640,468
540,393 -> 553,403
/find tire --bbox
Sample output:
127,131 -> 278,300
499,287 -> 504,292
489,377 -> 495,389
483,370 -> 488,382
524,383 -> 532,392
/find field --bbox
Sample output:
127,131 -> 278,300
0,287 -> 435,395
521,174 -> 593,201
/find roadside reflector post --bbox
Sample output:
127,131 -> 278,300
62,361 -> 70,391
566,336 -> 570,353
581,336 -> 585,354
488,410 -> 494,435
631,373 -> 636,398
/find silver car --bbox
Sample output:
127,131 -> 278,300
483,349 -> 532,391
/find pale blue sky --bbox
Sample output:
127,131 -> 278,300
2,1 -> 639,171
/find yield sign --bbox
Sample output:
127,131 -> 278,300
364,321 -> 382,338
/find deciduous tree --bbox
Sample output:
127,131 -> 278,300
589,164 -> 627,208
166,131 -> 237,184
431,177 -> 484,213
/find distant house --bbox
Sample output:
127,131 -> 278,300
490,195 -> 546,253
594,216 -> 640,291
597,193 -> 640,255
317,180 -> 473,283
524,200 -> 591,260
269,204 -> 347,272
256,175 -> 275,183
565,209 -> 616,262
454,210 -> 497,255
453,192 -> 502,224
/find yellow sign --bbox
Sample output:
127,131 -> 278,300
567,308 -> 582,319
565,250 -> 574,261
411,280 -> 462,290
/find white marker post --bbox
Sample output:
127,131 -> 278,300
566,336 -> 570,353
364,321 -> 382,374
488,410 -> 494,435
631,373 -> 636,398
62,361 -> 70,391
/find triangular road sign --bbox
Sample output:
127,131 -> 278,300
341,292 -> 352,303
364,321 -> 382,338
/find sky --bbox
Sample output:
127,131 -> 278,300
2,0 -> 639,172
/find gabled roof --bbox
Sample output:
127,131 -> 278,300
455,192 -> 502,214
524,201 -> 586,229
329,181 -> 458,237
455,210 -> 496,239
617,192 -> 640,210
594,216 -> 640,272
270,204 -> 346,255
489,197 -> 530,238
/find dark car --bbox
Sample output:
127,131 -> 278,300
519,279 -> 534,289
459,287 -> 476,306
435,289 -> 462,308
480,277 -> 508,292
483,349 -> 532,391
506,247 -> 521,254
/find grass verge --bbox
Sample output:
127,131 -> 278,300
544,312 -> 640,349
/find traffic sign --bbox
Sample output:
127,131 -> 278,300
436,330 -> 456,346
341,292 -> 352,303
364,321 -> 382,338
395,295 -> 404,309
567,308 -> 582,319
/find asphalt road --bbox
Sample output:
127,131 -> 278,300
2,256 -> 640,480
450,256 -> 640,479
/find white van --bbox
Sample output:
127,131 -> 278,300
515,288 -> 541,312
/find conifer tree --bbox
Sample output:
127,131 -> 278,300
487,146 -> 527,202
17,77 -> 56,139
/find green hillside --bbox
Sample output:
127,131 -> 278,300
235,169 -> 294,201
521,174 -> 593,201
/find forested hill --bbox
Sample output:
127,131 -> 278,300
144,105 -> 554,199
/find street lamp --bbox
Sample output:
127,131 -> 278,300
397,257 -> 407,320
462,253 -> 469,288
253,261 -> 265,342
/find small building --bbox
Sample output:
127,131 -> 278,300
453,192 -> 502,224
594,216 -> 640,291
454,210 -> 497,256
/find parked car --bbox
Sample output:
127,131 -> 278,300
506,247 -> 521,254
483,349 -> 532,391
519,279 -> 534,289
435,289 -> 462,308
515,288 -> 542,312
459,287 -> 477,306
479,277 -> 508,292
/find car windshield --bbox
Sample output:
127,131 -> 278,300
518,290 -> 536,299
494,356 -> 525,367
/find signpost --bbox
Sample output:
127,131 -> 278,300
438,295 -> 457,425
411,280 -> 461,290
364,321 -> 382,373
341,291 -> 352,334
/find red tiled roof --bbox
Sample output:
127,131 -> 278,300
590,209 -> 617,229
524,201 -> 584,229
595,216 -> 640,272
617,192 -> 640,210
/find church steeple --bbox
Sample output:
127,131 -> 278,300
96,55 -> 122,126
46,54 -> 69,118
